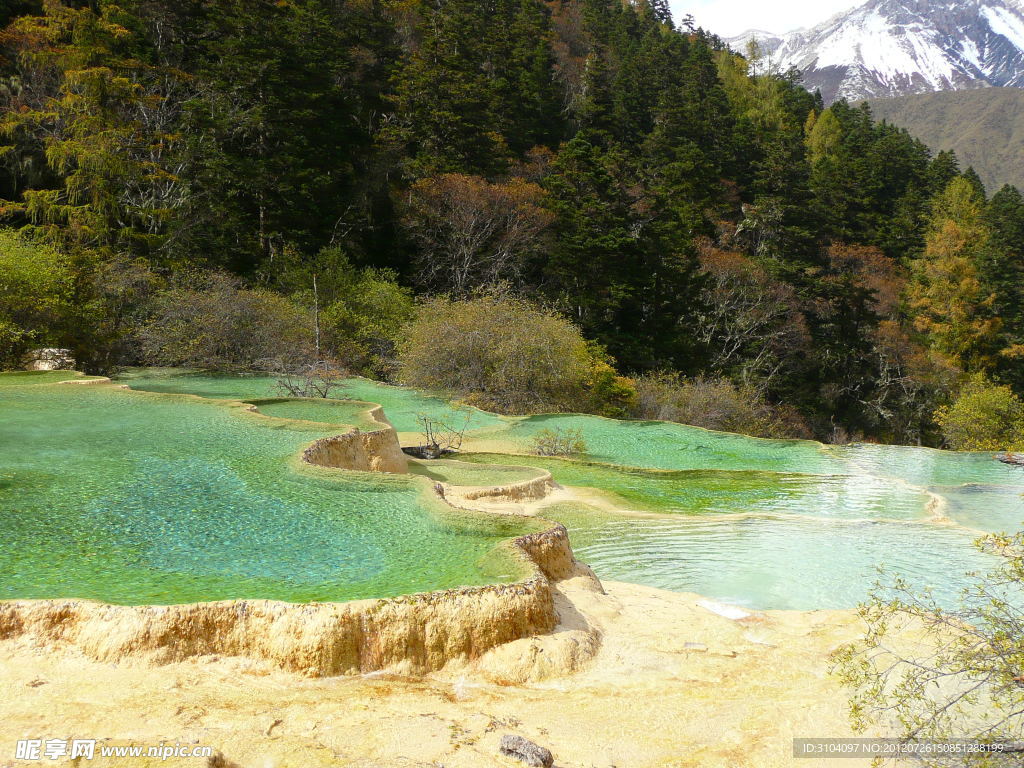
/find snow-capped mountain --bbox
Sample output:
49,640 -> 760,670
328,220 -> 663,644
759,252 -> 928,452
727,0 -> 1024,103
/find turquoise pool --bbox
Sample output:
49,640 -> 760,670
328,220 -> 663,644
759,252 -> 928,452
0,374 -> 533,605
3,368 -> 1016,610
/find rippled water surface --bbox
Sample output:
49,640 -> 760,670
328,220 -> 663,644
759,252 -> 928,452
6,369 -> 1019,610
0,374 -> 531,605
119,368 -> 503,433
542,503 -> 995,609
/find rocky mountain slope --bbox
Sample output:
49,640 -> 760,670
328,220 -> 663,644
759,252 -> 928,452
867,87 -> 1024,192
729,0 -> 1024,102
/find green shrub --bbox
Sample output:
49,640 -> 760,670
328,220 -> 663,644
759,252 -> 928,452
531,427 -> 587,456
397,295 -> 628,415
0,230 -> 75,368
632,372 -> 812,439
935,376 -> 1024,451
140,273 -> 314,371
269,247 -> 414,378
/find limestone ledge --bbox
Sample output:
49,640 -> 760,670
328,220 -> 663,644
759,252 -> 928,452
0,394 -> 596,678
451,472 -> 556,504
300,405 -> 410,474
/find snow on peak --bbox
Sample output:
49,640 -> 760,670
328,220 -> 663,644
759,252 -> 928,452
728,0 -> 1024,102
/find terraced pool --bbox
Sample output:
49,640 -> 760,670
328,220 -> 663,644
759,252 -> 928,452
120,370 -> 1024,609
3,368 -> 1021,610
0,373 -> 533,605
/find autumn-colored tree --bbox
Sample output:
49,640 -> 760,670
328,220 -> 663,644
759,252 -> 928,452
403,174 -> 553,296
863,320 -> 959,445
693,245 -> 810,389
826,242 -> 905,317
907,177 -> 1001,371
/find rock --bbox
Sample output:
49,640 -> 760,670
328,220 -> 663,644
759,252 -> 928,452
499,734 -> 553,767
999,452 -> 1024,468
22,348 -> 75,371
205,752 -> 241,768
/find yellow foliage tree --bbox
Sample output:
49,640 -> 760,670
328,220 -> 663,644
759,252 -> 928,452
907,178 -> 1001,370
805,108 -> 842,166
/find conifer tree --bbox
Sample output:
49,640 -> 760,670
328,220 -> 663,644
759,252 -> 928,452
908,177 -> 1001,371
0,2 -> 182,252
384,0 -> 508,179
981,185 -> 1024,385
648,0 -> 674,26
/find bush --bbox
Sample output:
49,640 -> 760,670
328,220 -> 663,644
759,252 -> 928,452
397,295 -> 630,415
935,376 -> 1024,451
583,349 -> 639,418
0,230 -> 75,368
833,531 -> 1024,766
140,273 -> 314,370
531,427 -> 587,456
272,359 -> 348,399
270,247 -> 414,379
632,372 -> 812,439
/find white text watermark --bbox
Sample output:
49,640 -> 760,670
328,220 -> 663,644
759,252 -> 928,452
15,739 -> 214,761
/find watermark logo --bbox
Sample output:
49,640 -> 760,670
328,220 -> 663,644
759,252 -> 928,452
14,739 -> 213,761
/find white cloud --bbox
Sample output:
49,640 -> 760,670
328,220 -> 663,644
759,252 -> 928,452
670,0 -> 861,38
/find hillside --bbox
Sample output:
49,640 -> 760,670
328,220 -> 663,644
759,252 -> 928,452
866,87 -> 1024,192
730,0 -> 1024,102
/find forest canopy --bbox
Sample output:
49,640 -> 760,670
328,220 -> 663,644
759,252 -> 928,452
2,0 -> 1023,448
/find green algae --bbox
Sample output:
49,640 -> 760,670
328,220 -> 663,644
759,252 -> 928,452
407,458 -> 545,488
458,453 -> 931,521
9,367 -> 1022,611
117,368 -> 503,433
248,398 -> 384,431
0,375 -> 534,605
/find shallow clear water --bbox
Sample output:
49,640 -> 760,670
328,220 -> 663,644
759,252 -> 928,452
460,453 -> 930,521
31,369 -> 1021,610
408,458 -> 545,488
118,368 -> 504,434
476,413 -> 848,474
543,502 -> 994,609
0,375 -> 533,605
249,398 -> 383,431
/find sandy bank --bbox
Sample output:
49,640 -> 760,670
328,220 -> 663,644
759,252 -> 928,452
0,387 -> 600,679
0,579 -> 867,768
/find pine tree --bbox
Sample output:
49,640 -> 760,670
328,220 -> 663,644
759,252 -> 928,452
0,2 -> 184,253
648,0 -> 674,27
927,150 -> 961,195
576,50 -> 617,145
175,0 -> 367,272
541,137 -> 639,358
908,177 -> 1001,371
384,0 -> 508,179
962,166 -> 987,202
981,185 -> 1024,387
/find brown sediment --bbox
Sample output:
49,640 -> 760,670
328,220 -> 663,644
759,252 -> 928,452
0,395 -> 600,679
301,419 -> 411,474
0,580 -> 868,768
448,471 -> 556,504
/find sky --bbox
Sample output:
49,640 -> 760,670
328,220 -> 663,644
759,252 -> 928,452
670,0 -> 861,38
